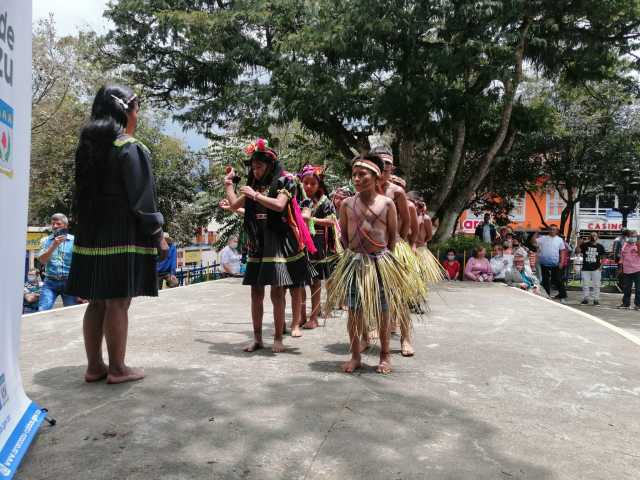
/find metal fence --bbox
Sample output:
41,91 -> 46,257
175,262 -> 224,286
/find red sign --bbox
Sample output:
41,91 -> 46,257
462,219 -> 481,232
586,223 -> 622,230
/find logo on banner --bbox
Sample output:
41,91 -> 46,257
0,99 -> 13,178
0,461 -> 10,476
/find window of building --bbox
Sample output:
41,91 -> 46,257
509,194 -> 526,221
579,195 -> 596,210
598,194 -> 616,211
546,190 -> 566,219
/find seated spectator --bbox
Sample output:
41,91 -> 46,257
490,244 -> 513,281
157,233 -> 179,289
505,254 -> 544,295
219,235 -> 243,277
502,240 -> 513,256
464,247 -> 494,282
511,236 -> 529,257
23,270 -> 41,314
441,249 -> 461,280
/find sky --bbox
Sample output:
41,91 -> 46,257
32,0 -> 210,151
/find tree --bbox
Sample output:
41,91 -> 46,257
30,16 -> 203,245
102,0 -> 640,242
506,79 -> 640,240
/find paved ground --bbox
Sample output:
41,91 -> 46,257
16,280 -> 640,480
563,289 -> 640,337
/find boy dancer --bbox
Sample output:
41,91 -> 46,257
326,153 -> 412,374
374,148 -> 425,356
408,191 -> 446,286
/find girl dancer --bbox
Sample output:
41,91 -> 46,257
223,139 -> 315,352
299,165 -> 339,329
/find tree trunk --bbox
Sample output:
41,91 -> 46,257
429,119 -> 466,216
432,207 -> 461,244
398,138 -> 416,187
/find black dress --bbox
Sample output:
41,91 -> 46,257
301,195 -> 338,280
67,135 -> 163,299
243,174 -> 315,287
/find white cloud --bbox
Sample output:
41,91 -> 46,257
33,0 -> 112,36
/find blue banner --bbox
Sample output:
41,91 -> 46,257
0,403 -> 46,478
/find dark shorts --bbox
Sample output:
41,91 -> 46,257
346,276 -> 389,312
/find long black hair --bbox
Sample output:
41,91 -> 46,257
73,84 -> 138,222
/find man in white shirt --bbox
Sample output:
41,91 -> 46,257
537,225 -> 567,302
490,244 -> 513,281
219,236 -> 242,276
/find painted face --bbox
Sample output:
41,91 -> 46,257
251,159 -> 269,180
302,175 -> 320,199
352,166 -> 377,192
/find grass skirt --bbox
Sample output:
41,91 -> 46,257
393,240 -> 428,301
325,249 -> 419,340
416,246 -> 446,285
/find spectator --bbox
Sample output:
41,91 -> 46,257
502,240 -> 513,256
36,213 -> 77,311
576,232 -> 605,306
474,213 -> 497,244
511,235 -> 529,257
619,230 -> 640,310
464,247 -> 494,282
219,235 -> 243,277
490,244 -> 513,281
157,233 -> 178,289
441,249 -> 461,280
526,232 -> 541,279
23,270 -> 41,314
537,225 -> 567,303
505,254 -> 543,295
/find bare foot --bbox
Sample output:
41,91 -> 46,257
106,367 -> 145,384
84,365 -> 108,383
303,319 -> 319,330
342,357 -> 362,373
243,341 -> 264,353
401,337 -> 415,357
376,353 -> 392,374
291,326 -> 303,337
272,339 -> 286,353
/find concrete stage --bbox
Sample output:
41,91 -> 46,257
17,281 -> 640,479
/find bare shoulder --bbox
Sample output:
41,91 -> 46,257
343,196 -> 356,209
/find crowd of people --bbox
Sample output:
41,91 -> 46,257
450,213 -> 640,309
31,83 -> 640,384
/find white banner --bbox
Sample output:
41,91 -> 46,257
0,3 -> 46,478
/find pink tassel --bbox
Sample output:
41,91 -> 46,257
291,196 -> 317,254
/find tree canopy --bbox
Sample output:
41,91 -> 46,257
103,0 -> 640,240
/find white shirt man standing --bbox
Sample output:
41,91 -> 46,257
537,225 -> 567,302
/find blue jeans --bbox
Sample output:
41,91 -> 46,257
38,279 -> 77,311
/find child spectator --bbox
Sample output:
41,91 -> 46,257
442,249 -> 461,280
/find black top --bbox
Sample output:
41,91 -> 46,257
581,242 -> 605,271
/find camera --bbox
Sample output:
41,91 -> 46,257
53,228 -> 68,238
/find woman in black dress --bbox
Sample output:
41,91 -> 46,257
223,139 -> 315,353
67,85 -> 168,384
299,165 -> 339,329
